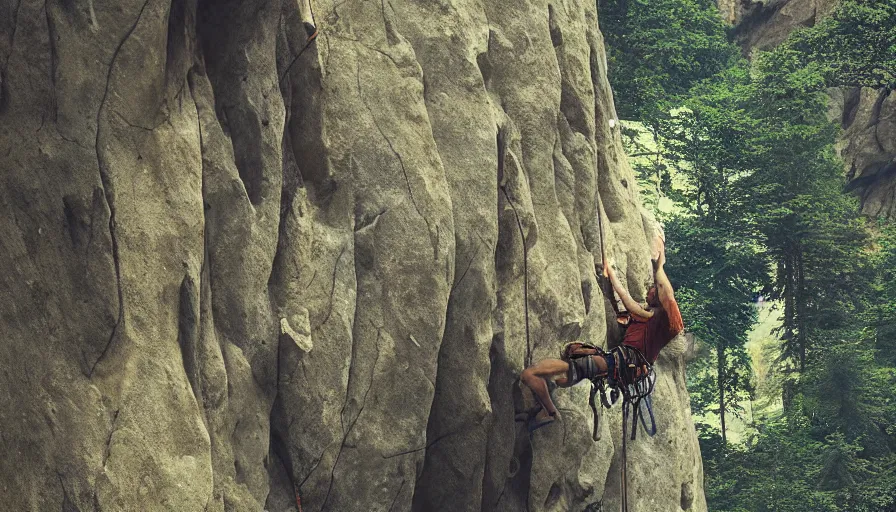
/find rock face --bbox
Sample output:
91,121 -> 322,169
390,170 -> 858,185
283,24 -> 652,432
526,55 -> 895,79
720,0 -> 837,50
722,0 -> 896,218
0,0 -> 706,510
834,86 -> 896,218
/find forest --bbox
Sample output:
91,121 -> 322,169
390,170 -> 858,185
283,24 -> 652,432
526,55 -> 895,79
598,0 -> 896,510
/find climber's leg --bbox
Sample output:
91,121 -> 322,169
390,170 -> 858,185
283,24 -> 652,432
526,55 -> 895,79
520,358 -> 569,419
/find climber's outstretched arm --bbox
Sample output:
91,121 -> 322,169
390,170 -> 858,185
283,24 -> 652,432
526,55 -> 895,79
604,259 -> 653,319
654,240 -> 675,305
655,262 -> 675,305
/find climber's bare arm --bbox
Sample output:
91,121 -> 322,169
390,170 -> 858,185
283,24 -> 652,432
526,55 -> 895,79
654,240 -> 675,305
655,263 -> 675,305
604,259 -> 653,319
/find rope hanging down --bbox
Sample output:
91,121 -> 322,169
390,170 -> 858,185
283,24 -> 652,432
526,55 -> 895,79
622,402 -> 629,512
278,22 -> 319,86
594,203 -> 661,512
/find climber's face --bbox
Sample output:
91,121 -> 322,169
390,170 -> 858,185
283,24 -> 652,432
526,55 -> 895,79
647,286 -> 659,307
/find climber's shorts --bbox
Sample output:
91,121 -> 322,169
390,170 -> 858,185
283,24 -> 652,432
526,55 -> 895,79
568,354 -> 601,385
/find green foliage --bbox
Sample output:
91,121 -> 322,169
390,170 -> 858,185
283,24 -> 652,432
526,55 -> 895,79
601,0 -> 896,509
867,223 -> 896,366
600,0 -> 739,209
702,421 -> 896,512
701,419 -> 841,512
857,453 -> 896,512
745,54 -> 880,378
656,63 -> 768,441
598,0 -> 737,122
803,340 -> 896,456
757,0 -> 896,91
667,214 -> 763,427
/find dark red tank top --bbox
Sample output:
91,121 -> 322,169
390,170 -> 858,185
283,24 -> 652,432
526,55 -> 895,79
622,297 -> 684,363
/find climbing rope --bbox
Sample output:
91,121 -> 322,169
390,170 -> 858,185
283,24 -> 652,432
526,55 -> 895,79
501,185 -> 532,368
621,402 -> 629,512
582,344 -> 657,512
617,354 -> 658,512
502,178 -> 535,512
278,23 -> 319,86
596,200 -> 633,512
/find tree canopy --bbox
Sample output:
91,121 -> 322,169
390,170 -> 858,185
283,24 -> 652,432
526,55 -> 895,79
760,0 -> 896,91
598,0 -> 737,122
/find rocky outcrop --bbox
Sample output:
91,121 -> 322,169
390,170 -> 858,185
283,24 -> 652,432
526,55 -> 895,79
719,0 -> 836,50
722,0 -> 896,218
0,0 -> 705,510
834,87 -> 896,218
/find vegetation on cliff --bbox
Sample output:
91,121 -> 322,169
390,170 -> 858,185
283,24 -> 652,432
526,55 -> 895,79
599,0 -> 896,509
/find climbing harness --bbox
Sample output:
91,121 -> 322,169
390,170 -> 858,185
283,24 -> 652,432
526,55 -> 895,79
561,342 -> 657,512
561,343 -> 657,441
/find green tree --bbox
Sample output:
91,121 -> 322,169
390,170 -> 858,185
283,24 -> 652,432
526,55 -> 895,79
599,0 -> 737,206
732,419 -> 839,512
598,0 -> 736,121
867,223 -> 896,366
803,339 -> 895,455
668,216 -> 761,444
748,59 -> 873,374
662,67 -> 766,443
742,19 -> 896,512
761,0 -> 896,91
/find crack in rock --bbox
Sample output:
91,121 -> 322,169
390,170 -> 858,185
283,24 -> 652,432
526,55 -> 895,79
381,428 -> 458,459
315,244 -> 347,330
387,478 -> 405,512
88,0 -> 152,377
102,409 -> 121,467
322,327 -> 382,509
355,59 -> 439,260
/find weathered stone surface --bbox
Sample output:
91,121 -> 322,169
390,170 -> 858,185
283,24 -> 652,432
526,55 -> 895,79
721,0 -> 837,50
836,87 -> 896,218
723,0 -> 896,218
0,0 -> 705,510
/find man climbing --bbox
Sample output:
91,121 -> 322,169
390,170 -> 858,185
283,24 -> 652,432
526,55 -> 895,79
519,236 -> 684,432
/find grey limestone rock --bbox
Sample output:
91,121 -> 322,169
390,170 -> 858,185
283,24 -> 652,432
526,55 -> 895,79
0,0 -> 706,510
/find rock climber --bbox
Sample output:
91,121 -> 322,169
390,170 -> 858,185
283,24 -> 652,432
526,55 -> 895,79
519,236 -> 684,432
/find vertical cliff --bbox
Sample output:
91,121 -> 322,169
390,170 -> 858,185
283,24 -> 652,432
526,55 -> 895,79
0,0 -> 705,510
721,0 -> 896,218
